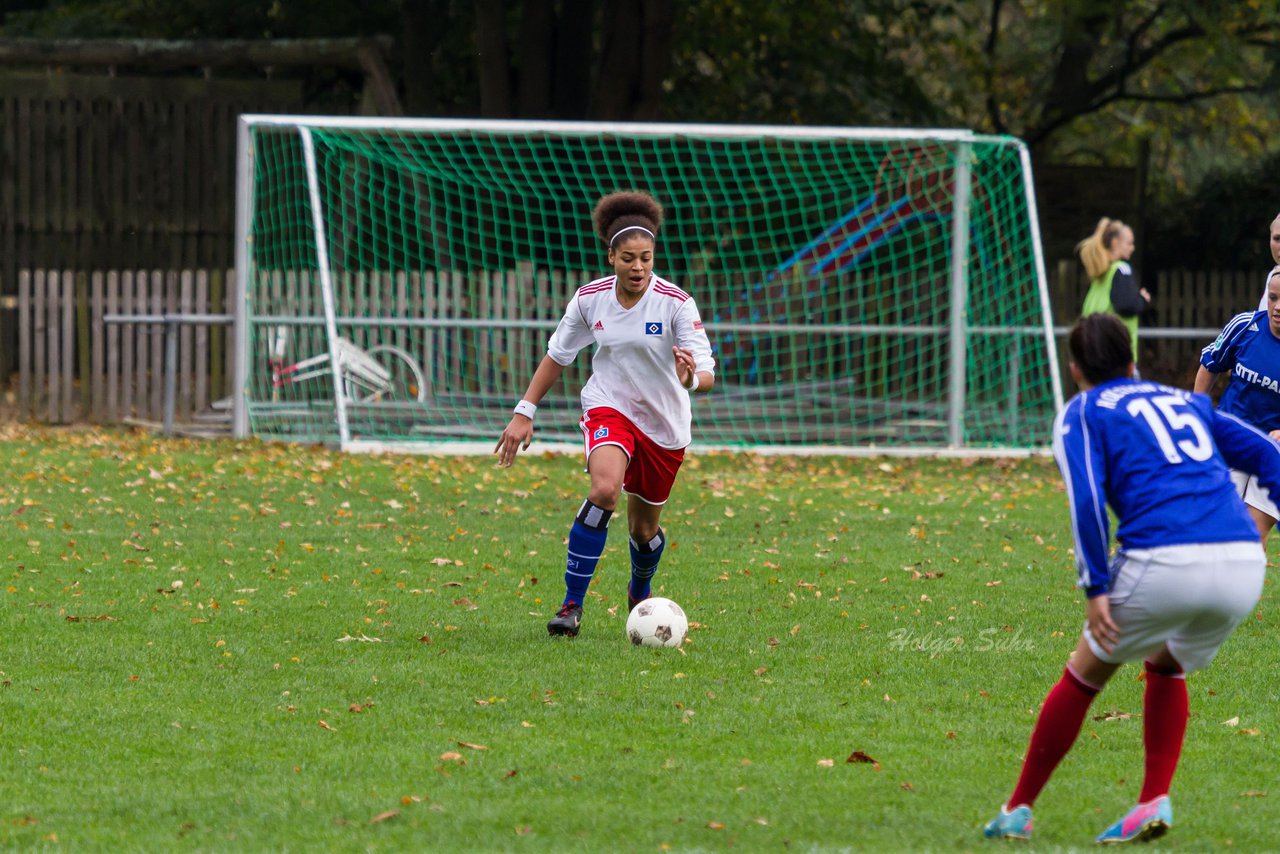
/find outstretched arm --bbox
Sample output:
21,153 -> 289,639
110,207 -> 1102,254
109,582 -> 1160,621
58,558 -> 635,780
673,300 -> 716,393
1109,266 -> 1149,316
1212,408 -> 1280,498
495,355 -> 566,467
1052,402 -> 1112,597
673,346 -> 714,393
1193,365 -> 1221,395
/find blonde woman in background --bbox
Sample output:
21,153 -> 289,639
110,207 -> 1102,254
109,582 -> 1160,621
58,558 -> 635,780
1078,218 -> 1152,372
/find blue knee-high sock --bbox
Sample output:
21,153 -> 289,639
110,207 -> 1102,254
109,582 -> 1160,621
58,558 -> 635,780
628,527 -> 665,603
564,499 -> 612,606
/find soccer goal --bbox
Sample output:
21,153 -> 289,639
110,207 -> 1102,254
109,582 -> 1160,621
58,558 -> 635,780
231,116 -> 1061,453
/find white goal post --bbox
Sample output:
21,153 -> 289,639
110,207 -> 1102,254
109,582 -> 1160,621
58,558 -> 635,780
231,115 -> 1062,453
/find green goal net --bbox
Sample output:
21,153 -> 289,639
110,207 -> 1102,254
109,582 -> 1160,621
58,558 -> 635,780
232,117 -> 1061,452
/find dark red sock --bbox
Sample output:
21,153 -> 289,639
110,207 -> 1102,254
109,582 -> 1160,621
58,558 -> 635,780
1007,667 -> 1099,808
1140,662 -> 1187,802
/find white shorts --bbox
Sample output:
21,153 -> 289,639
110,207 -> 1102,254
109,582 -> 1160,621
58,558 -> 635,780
1083,542 -> 1265,672
1230,469 -> 1278,521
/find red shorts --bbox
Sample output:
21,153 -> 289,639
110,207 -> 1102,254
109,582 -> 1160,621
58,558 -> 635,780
580,407 -> 685,505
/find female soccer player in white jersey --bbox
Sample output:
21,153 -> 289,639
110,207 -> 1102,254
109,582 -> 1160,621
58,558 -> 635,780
1195,271 -> 1280,543
494,190 -> 715,637
984,313 -> 1280,844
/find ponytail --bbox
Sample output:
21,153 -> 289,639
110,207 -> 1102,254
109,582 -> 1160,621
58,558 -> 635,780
1076,217 -> 1127,281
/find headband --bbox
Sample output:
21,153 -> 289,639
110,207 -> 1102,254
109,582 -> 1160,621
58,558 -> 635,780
609,225 -> 656,247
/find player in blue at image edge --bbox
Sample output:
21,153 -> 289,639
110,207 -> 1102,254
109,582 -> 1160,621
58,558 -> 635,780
983,313 -> 1280,844
494,190 -> 716,637
1195,251 -> 1280,545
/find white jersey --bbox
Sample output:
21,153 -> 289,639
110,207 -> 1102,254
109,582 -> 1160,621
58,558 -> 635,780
546,274 -> 715,449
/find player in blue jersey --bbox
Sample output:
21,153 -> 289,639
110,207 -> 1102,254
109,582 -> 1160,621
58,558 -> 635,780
1252,211 -> 1280,311
1194,272 -> 1280,543
984,313 -> 1280,844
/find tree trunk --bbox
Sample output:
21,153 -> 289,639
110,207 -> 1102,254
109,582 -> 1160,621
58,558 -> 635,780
474,0 -> 511,116
590,0 -> 672,120
401,1 -> 448,116
517,0 -> 554,117
553,0 -> 594,118
635,0 -> 673,120
591,0 -> 641,119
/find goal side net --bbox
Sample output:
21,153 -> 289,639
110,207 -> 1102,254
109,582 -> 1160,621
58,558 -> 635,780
232,117 -> 1061,452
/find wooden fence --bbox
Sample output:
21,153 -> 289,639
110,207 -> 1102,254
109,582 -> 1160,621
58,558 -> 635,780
12,263 -> 1270,428
0,72 -> 308,382
17,269 -> 233,426
1052,261 -> 1264,386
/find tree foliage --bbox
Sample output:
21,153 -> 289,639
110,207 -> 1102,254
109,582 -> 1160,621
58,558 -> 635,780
661,0 -> 940,127
878,0 -> 1280,192
5,0 -> 1280,210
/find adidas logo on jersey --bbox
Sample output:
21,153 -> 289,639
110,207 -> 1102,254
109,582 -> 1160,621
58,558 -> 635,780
1249,322 -> 1259,332
594,320 -> 604,330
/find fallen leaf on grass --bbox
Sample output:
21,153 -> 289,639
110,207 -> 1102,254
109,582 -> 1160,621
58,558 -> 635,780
336,633 -> 382,643
369,810 -> 398,824
439,751 -> 464,762
847,751 -> 881,770
1242,791 -> 1266,797
817,759 -> 835,767
317,720 -> 336,731
455,740 -> 489,750
706,821 -> 725,830
1093,710 -> 1133,722
1223,716 -> 1240,727
1238,728 -> 1261,736
515,825 -> 533,836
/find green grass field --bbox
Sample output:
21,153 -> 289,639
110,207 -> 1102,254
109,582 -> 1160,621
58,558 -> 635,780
1,427 -> 1276,851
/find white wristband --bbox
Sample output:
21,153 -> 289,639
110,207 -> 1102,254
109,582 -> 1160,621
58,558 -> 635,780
513,399 -> 537,419
684,372 -> 700,392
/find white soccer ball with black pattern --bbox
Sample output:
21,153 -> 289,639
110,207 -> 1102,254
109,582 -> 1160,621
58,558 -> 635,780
626,597 -> 688,648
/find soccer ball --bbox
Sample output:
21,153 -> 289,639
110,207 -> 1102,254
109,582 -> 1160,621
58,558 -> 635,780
626,597 -> 688,648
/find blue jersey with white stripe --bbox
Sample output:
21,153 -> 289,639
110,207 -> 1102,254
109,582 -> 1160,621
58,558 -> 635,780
1201,311 -> 1280,432
1052,378 -> 1280,597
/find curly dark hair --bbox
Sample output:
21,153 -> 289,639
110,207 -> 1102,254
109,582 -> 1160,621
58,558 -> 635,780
591,190 -> 664,247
